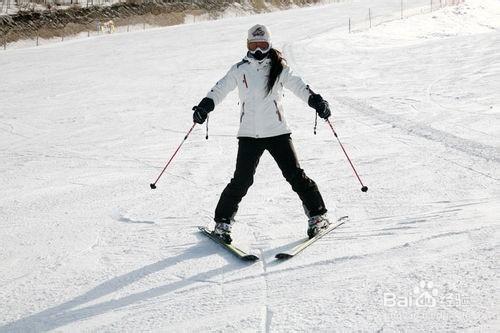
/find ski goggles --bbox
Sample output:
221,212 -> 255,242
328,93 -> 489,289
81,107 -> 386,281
247,41 -> 270,52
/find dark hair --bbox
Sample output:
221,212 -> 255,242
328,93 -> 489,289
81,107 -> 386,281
267,48 -> 286,94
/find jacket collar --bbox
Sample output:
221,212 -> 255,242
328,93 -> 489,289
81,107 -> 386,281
244,54 -> 271,68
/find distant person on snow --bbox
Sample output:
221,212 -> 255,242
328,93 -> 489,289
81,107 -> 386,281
192,24 -> 332,244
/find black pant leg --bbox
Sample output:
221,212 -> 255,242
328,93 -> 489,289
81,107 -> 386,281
214,138 -> 265,221
266,134 -> 327,217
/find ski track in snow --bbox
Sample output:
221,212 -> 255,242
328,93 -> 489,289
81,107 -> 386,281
337,96 -> 500,166
1,0 -> 499,331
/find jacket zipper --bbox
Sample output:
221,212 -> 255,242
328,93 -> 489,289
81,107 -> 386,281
274,100 -> 282,122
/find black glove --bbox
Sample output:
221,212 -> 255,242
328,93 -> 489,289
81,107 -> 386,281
308,93 -> 331,119
192,97 -> 215,124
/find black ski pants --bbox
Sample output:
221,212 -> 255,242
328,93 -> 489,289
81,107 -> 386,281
214,134 -> 327,221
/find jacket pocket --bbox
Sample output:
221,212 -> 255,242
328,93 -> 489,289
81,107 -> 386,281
273,100 -> 282,122
243,74 -> 248,88
240,102 -> 245,123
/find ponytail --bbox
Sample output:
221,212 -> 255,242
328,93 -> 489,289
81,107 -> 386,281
267,48 -> 286,94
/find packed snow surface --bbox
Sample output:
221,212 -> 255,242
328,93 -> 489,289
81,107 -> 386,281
0,0 -> 499,331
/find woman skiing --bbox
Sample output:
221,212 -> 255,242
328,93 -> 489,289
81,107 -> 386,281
192,24 -> 332,244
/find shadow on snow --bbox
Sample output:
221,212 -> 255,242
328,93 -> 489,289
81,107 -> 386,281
0,233 -> 247,332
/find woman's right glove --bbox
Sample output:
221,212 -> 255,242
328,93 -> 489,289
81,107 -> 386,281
192,97 -> 215,124
308,93 -> 331,119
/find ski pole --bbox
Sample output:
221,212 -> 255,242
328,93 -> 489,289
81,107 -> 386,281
326,118 -> 368,192
150,123 -> 196,189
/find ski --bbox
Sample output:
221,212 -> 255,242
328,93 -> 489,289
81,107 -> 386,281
275,216 -> 349,260
198,226 -> 259,262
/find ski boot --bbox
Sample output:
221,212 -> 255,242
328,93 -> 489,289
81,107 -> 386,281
307,215 -> 330,239
212,218 -> 234,244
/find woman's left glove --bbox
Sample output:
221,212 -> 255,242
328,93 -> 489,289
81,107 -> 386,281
192,97 -> 215,124
308,93 -> 331,119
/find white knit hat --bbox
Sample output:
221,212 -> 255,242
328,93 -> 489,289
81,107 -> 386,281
247,24 -> 271,43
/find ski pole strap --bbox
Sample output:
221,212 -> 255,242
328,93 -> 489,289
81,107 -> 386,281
314,112 -> 318,135
205,115 -> 209,140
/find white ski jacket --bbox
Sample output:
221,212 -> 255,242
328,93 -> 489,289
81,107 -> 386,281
206,56 -> 312,138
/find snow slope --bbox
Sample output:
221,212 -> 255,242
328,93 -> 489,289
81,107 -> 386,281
0,0 -> 499,331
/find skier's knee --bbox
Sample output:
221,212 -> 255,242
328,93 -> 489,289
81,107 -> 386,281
287,170 -> 315,192
229,176 -> 254,194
